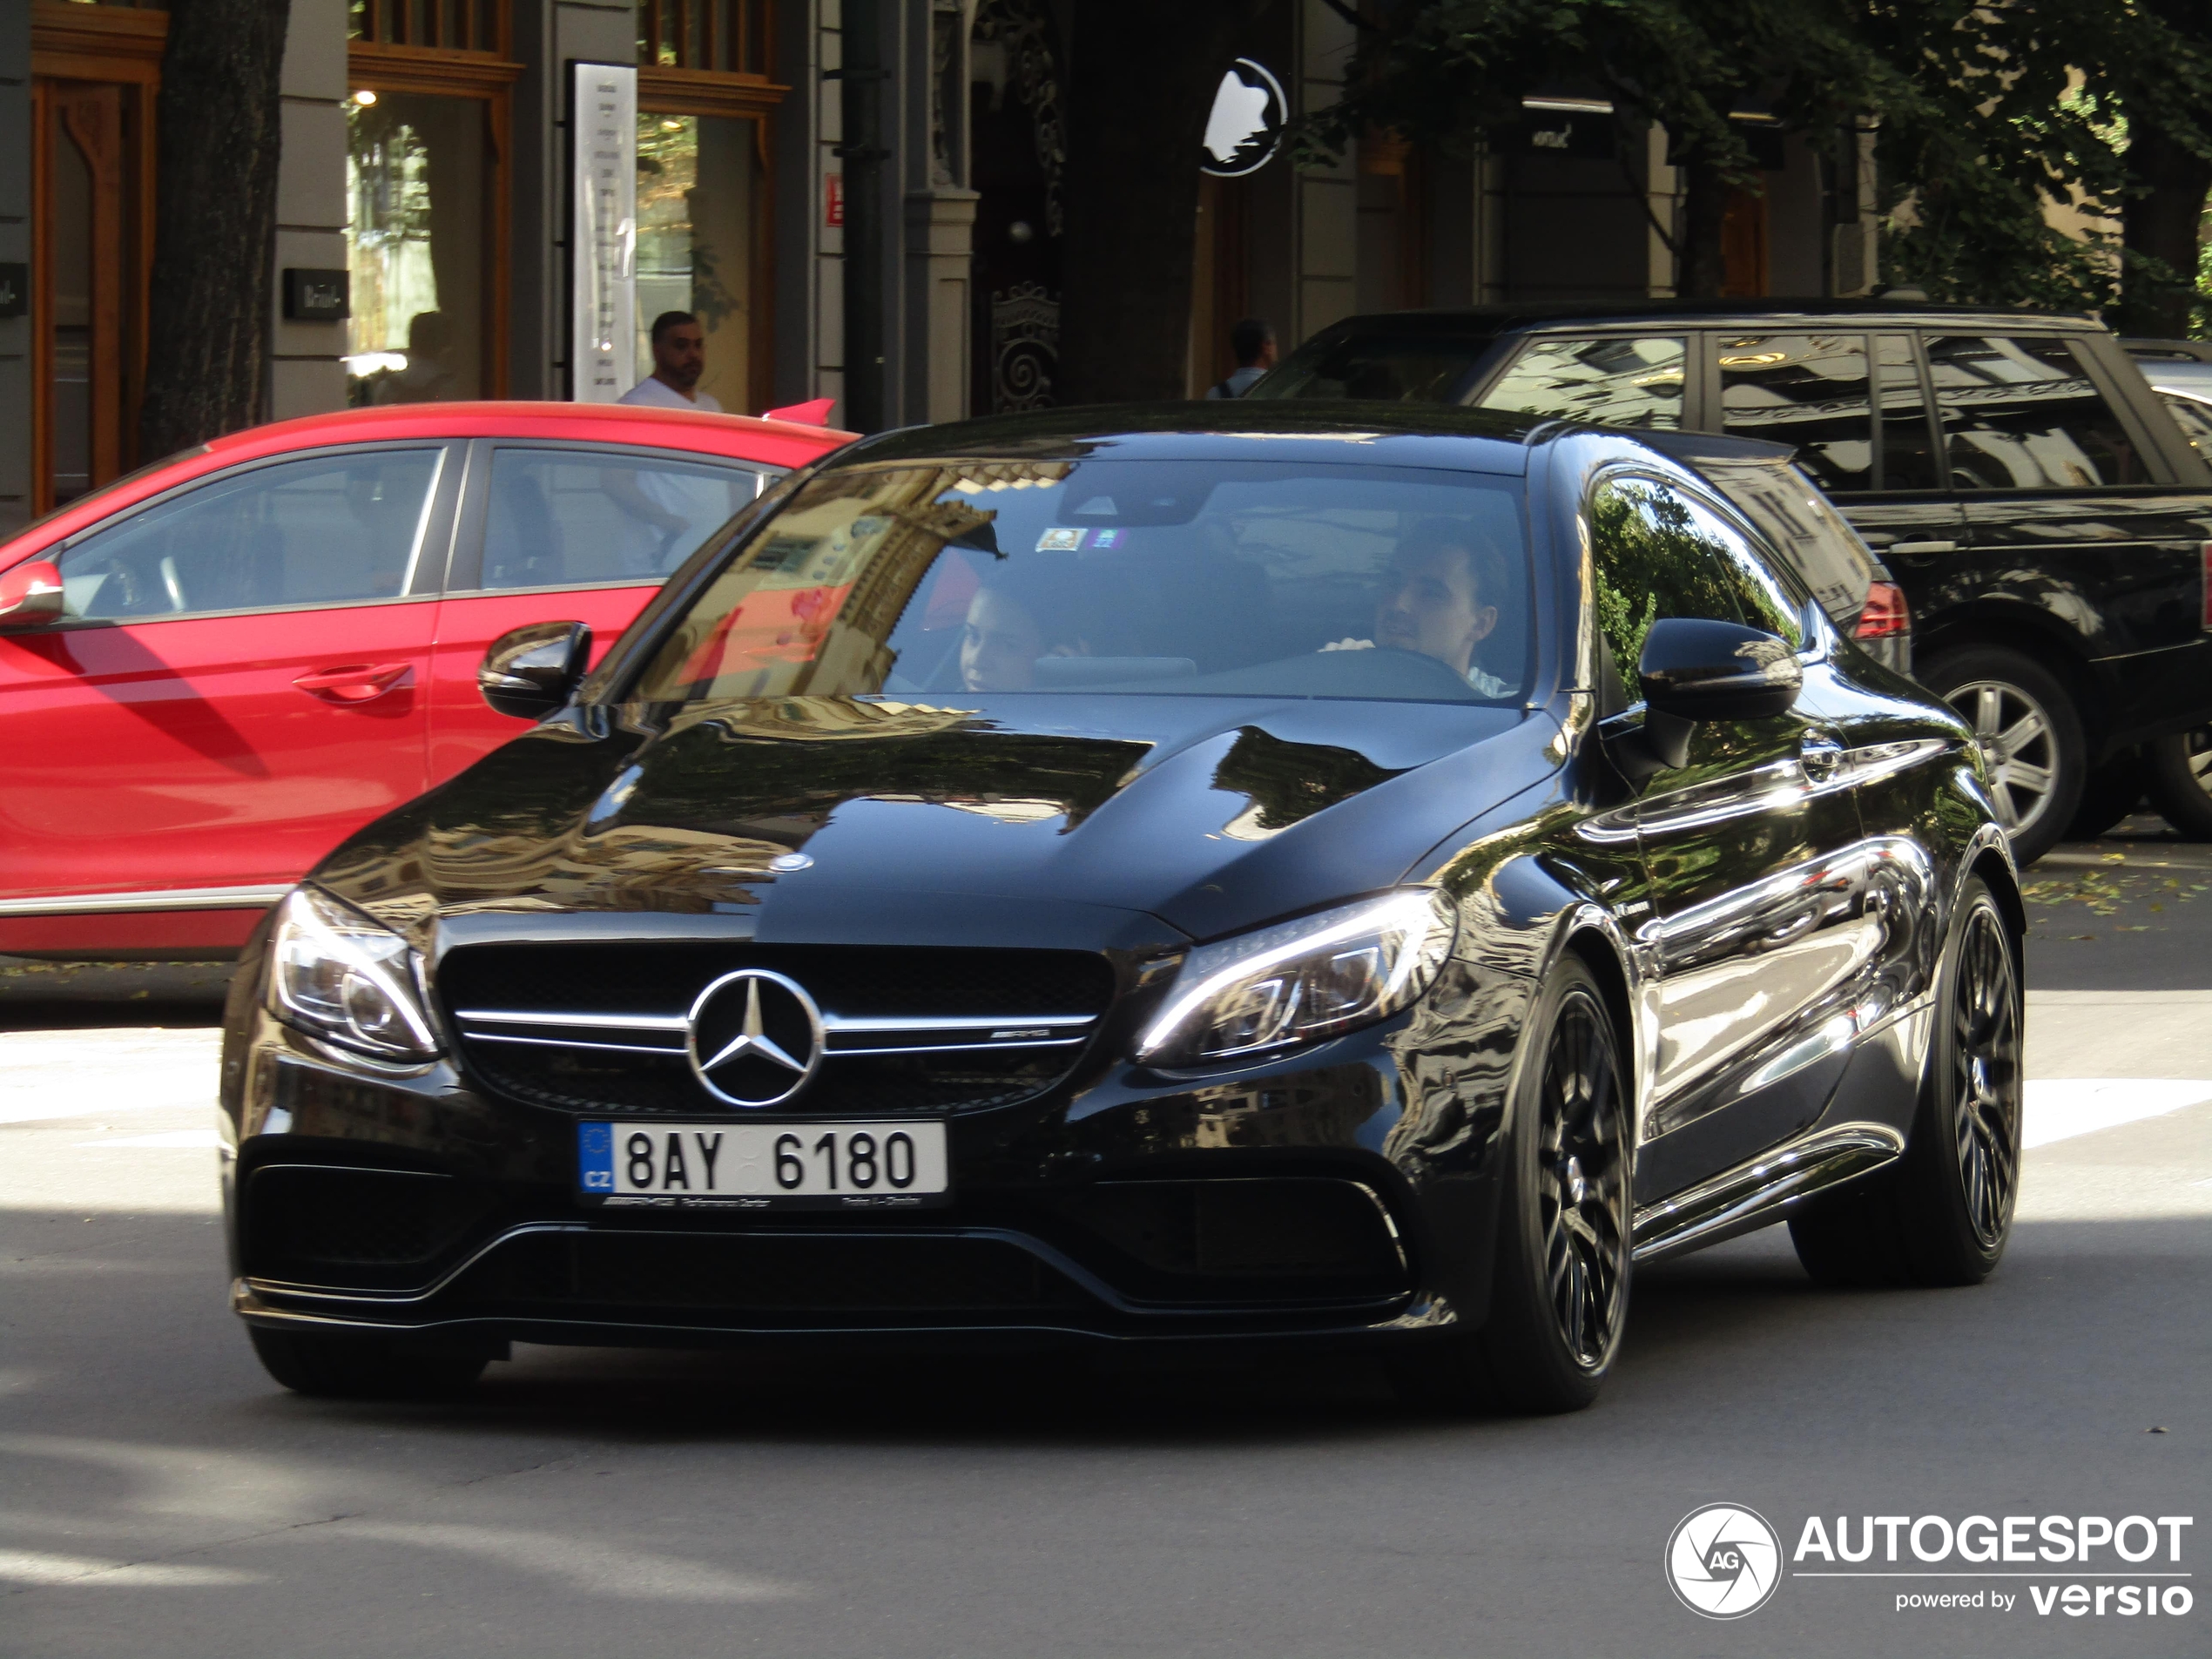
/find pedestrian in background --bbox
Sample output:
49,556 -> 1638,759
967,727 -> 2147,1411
1205,318 -> 1276,398
622,312 -> 722,411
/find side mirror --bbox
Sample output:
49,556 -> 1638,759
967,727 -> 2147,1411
1602,619 -> 1801,783
479,621 -> 591,719
1637,617 -> 1802,722
0,560 -> 64,633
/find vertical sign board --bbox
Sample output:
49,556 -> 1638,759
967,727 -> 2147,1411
570,63 -> 637,401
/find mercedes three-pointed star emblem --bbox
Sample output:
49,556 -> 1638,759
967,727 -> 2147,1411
685,968 -> 826,1108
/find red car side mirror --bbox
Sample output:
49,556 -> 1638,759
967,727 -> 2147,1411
0,559 -> 64,633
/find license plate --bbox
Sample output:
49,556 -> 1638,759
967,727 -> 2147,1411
577,1120 -> 949,1209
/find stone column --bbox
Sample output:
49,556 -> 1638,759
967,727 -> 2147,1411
268,0 -> 350,420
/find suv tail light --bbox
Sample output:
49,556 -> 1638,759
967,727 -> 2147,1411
1855,581 -> 1911,640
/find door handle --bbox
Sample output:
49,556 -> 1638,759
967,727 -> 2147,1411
293,662 -> 412,704
1801,732 -> 1844,778
1883,540 -> 1958,556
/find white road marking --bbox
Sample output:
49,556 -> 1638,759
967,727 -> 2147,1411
73,1129 -> 222,1150
2024,1078 -> 2212,1149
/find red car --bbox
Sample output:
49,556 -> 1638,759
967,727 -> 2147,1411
0,401 -> 848,960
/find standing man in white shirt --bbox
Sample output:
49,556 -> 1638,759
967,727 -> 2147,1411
620,312 -> 723,412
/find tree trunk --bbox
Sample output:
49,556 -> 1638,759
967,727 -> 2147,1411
2118,117 -> 2212,339
1676,155 -> 1729,299
138,0 -> 291,462
1056,0 -> 1277,404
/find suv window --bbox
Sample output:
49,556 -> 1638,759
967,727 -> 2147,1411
477,448 -> 769,591
1716,333 -> 1874,492
1690,458 -> 1874,622
1588,475 -> 1803,693
56,447 -> 444,620
1258,333 -> 1499,401
1477,335 -> 1686,428
1926,335 -> 2145,489
1877,333 -> 1942,490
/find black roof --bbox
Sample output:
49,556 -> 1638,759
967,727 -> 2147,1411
1311,299 -> 2103,335
839,399 -> 1552,472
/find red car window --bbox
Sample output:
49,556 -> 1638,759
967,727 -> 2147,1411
56,448 -> 448,619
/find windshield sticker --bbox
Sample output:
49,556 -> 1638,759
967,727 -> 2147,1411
1036,528 -> 1084,550
1089,529 -> 1125,550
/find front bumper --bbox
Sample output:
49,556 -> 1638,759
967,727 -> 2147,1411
219,974 -> 1530,1351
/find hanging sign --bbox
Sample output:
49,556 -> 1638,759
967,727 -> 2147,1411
570,62 -> 637,402
1201,58 -> 1287,178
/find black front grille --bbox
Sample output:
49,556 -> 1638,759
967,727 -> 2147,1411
457,1230 -> 1083,1316
439,942 -> 1116,1116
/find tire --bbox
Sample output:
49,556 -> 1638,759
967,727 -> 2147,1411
1789,877 -> 2023,1289
1917,647 -> 2087,867
1389,955 -> 1631,1414
249,1326 -> 487,1399
2146,725 -> 2212,839
2066,747 -> 2146,842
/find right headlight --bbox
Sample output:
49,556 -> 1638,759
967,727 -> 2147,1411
266,887 -> 440,1064
1136,889 -> 1458,1069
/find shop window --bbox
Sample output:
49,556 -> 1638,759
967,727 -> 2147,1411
345,92 -> 494,404
634,113 -> 761,410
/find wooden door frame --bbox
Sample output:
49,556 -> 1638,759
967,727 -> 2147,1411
347,45 -> 523,401
635,70 -> 786,417
30,2 -> 164,516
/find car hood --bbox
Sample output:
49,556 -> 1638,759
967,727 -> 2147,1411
315,694 -> 1553,948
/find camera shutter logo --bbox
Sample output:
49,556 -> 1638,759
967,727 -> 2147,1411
686,969 -> 825,1108
1666,1504 -> 1782,1619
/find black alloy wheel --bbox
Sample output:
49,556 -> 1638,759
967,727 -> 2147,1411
1918,647 -> 2086,866
2147,725 -> 2212,839
1789,875 -> 2023,1288
1948,900 -> 2025,1251
1390,954 -> 1630,1414
1534,987 -> 1631,1368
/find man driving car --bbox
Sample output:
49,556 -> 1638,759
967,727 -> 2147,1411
1325,522 -> 1514,697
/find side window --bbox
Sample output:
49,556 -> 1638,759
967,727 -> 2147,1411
2161,394 -> 2212,462
1926,335 -> 2144,489
1717,333 -> 1874,491
1478,335 -> 1686,428
476,449 -> 770,591
57,448 -> 444,621
1876,334 -> 1942,490
1587,476 -> 1803,697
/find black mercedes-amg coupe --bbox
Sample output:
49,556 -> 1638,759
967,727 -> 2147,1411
219,402 -> 2026,1413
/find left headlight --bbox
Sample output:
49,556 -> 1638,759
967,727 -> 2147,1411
1136,889 -> 1458,1069
266,887 -> 440,1063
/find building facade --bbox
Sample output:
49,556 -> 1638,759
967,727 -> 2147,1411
2,0 -> 1880,537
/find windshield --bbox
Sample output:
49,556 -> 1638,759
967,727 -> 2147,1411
1251,334 -> 1500,402
631,459 -> 1531,706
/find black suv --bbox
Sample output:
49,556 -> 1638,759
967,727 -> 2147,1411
1252,301 -> 2212,860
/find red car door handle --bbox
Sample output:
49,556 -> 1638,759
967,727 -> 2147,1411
293,662 -> 413,704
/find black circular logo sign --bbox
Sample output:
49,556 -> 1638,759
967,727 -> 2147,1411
685,969 -> 826,1108
1202,58 -> 1287,178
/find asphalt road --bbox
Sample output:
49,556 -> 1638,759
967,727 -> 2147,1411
4,830 -> 2208,1658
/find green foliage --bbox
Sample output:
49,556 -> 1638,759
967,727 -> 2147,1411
1301,0 -> 2212,315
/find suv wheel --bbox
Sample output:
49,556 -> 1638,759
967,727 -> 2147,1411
1919,647 -> 2085,865
2146,725 -> 2212,838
